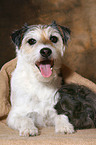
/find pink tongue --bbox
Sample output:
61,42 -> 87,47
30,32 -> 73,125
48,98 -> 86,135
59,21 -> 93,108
39,64 -> 52,78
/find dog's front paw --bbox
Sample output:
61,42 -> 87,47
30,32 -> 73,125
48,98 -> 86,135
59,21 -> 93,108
55,115 -> 74,134
55,122 -> 74,134
19,126 -> 38,137
19,118 -> 39,137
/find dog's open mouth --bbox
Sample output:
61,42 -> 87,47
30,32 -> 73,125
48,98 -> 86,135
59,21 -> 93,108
36,59 -> 54,78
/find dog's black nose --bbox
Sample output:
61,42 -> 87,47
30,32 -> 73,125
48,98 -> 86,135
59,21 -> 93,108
40,48 -> 52,58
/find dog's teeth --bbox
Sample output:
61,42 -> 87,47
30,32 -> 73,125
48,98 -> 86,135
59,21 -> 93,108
51,68 -> 53,70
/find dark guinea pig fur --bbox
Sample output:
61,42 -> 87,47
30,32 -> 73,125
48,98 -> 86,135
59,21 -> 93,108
54,84 -> 96,130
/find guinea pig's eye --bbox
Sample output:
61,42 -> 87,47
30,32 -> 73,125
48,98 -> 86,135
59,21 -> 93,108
50,36 -> 58,43
27,38 -> 36,45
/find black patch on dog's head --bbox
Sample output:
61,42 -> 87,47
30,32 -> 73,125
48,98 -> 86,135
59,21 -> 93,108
11,24 -> 28,48
51,21 -> 71,45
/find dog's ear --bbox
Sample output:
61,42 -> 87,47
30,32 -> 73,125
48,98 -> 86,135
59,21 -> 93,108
58,25 -> 71,45
11,24 -> 28,48
51,21 -> 71,45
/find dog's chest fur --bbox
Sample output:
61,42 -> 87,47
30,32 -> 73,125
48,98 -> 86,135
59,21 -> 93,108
11,57 -> 62,119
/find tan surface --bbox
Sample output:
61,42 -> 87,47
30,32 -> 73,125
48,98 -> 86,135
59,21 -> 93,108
0,58 -> 17,119
0,121 -> 96,145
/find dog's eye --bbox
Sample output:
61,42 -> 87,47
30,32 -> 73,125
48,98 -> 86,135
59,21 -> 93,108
50,36 -> 58,43
27,38 -> 36,45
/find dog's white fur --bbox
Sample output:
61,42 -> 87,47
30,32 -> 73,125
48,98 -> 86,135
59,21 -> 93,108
7,24 -> 74,136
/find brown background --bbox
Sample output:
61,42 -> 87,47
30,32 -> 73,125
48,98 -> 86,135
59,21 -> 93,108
0,0 -> 96,83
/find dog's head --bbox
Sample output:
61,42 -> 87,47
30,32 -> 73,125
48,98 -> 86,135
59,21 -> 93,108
11,21 -> 70,82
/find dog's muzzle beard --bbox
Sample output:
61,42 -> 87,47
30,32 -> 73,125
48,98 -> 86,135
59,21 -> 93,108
35,47 -> 54,78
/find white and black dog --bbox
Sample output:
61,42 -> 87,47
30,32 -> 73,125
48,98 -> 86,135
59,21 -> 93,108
7,21 -> 74,136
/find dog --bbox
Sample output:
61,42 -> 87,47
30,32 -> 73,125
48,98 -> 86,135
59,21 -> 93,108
54,84 -> 96,130
7,21 -> 74,136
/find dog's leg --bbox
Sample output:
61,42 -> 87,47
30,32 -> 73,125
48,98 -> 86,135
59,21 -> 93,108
27,112 -> 46,128
54,114 -> 74,134
7,110 -> 39,137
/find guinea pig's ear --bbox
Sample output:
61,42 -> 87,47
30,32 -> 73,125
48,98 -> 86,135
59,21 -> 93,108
11,24 -> 28,48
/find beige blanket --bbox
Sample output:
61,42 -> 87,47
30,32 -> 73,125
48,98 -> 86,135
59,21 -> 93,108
0,121 -> 96,145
